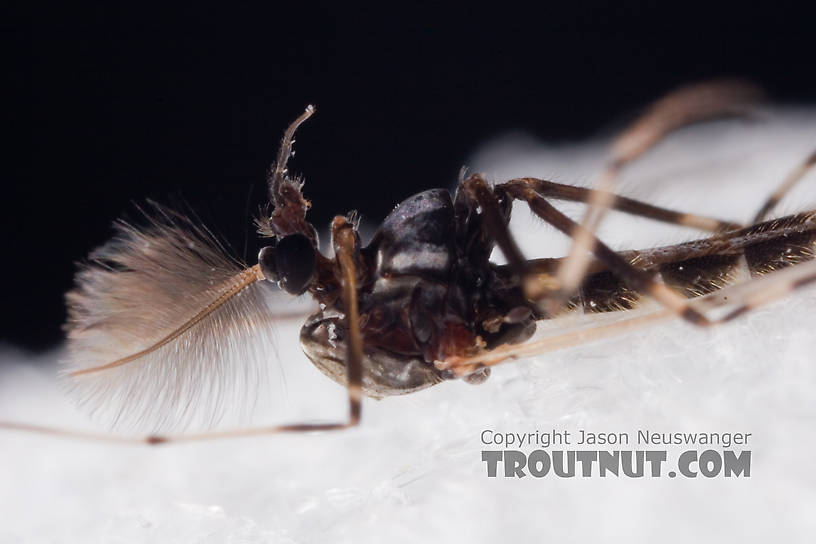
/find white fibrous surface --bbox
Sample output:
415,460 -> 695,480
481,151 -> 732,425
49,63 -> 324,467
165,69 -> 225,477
1,108 -> 815,543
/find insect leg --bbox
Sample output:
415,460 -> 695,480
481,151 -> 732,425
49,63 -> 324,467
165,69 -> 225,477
463,172 -> 721,323
330,216 -> 364,426
504,181 -> 816,328
503,177 -> 742,232
461,173 -> 528,280
550,80 -> 762,315
436,258 -> 816,377
501,181 -> 712,324
753,148 -> 816,223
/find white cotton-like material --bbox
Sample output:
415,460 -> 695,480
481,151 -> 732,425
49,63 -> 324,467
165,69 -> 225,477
0,107 -> 814,543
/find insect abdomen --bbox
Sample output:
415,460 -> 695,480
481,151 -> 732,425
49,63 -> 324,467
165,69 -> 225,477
580,211 -> 816,312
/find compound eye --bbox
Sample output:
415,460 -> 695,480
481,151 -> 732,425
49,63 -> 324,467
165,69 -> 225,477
268,233 -> 316,295
258,245 -> 279,283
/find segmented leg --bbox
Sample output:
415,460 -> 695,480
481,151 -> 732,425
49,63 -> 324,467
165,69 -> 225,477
463,173 -> 724,322
459,171 -> 742,298
753,148 -> 816,223
330,216 -> 364,425
464,169 -> 813,330
507,177 -> 742,232
437,258 -> 816,377
551,80 -> 762,316
497,178 -> 711,324
507,178 -> 816,327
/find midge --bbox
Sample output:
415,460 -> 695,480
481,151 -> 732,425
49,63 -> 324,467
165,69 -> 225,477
2,81 -> 816,444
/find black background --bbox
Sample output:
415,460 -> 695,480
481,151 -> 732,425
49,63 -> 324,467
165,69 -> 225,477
5,3 -> 816,349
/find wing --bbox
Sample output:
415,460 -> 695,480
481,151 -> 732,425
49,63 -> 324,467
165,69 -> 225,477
63,203 -> 300,432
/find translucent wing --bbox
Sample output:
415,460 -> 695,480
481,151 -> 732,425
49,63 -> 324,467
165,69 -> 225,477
63,203 -> 299,432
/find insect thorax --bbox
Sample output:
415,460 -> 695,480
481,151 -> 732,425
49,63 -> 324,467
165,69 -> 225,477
300,188 -> 535,396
